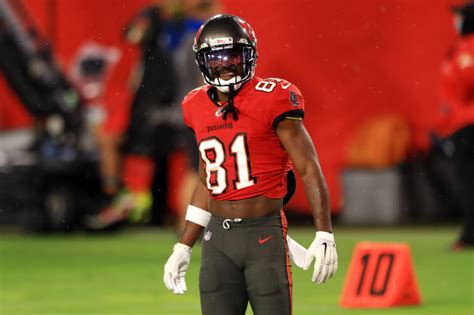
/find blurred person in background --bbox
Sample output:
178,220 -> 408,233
163,15 -> 337,314
164,0 -> 222,229
85,0 -> 221,229
68,42 -> 122,156
436,1 -> 474,250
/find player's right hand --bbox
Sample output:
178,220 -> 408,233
163,243 -> 192,294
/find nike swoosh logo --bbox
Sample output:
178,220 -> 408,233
259,235 -> 274,244
282,83 -> 291,89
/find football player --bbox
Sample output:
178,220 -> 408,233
163,14 -> 338,314
438,2 -> 474,250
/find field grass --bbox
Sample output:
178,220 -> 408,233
0,226 -> 472,315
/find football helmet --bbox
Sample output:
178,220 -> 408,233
194,14 -> 257,93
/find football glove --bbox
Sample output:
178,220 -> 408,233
303,231 -> 338,284
163,243 -> 192,294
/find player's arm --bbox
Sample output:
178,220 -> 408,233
163,161 -> 210,294
276,118 -> 337,284
179,162 -> 210,246
276,119 -> 331,232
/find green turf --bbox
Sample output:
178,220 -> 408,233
0,226 -> 472,315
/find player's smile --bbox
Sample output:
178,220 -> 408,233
218,69 -> 236,80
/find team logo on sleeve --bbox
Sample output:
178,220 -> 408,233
290,91 -> 299,106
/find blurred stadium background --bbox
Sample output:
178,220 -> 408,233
0,0 -> 473,314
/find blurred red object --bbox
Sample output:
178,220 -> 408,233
346,115 -> 411,168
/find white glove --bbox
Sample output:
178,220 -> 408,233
163,243 -> 192,294
303,231 -> 338,284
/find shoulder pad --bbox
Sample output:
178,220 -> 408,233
182,84 -> 209,104
265,77 -> 292,89
254,77 -> 303,99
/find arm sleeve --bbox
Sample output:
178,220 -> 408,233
271,83 -> 305,130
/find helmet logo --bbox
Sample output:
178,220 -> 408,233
209,37 -> 233,47
236,18 -> 256,44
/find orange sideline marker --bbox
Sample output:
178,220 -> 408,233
340,242 -> 421,308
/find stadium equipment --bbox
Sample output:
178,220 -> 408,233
341,242 -> 421,308
0,0 -> 81,143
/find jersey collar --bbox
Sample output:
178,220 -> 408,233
206,77 -> 257,108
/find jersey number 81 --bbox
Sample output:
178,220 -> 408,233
199,133 -> 256,195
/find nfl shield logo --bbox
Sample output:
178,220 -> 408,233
204,230 -> 212,241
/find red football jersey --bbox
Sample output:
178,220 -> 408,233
182,77 -> 305,201
438,35 -> 474,136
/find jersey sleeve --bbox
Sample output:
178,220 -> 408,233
442,46 -> 474,108
181,98 -> 192,130
269,80 -> 305,130
181,87 -> 201,131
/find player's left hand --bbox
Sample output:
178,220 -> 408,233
303,231 -> 338,284
163,243 -> 192,294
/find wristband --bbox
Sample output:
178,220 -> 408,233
185,205 -> 211,227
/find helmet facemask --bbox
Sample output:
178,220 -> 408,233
196,44 -> 257,93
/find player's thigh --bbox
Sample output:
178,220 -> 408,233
200,239 -> 248,315
244,228 -> 292,315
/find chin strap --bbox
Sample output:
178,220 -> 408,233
221,84 -> 239,121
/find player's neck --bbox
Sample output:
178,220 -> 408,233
215,89 -> 229,104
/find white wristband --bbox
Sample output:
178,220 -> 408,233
185,205 -> 211,227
